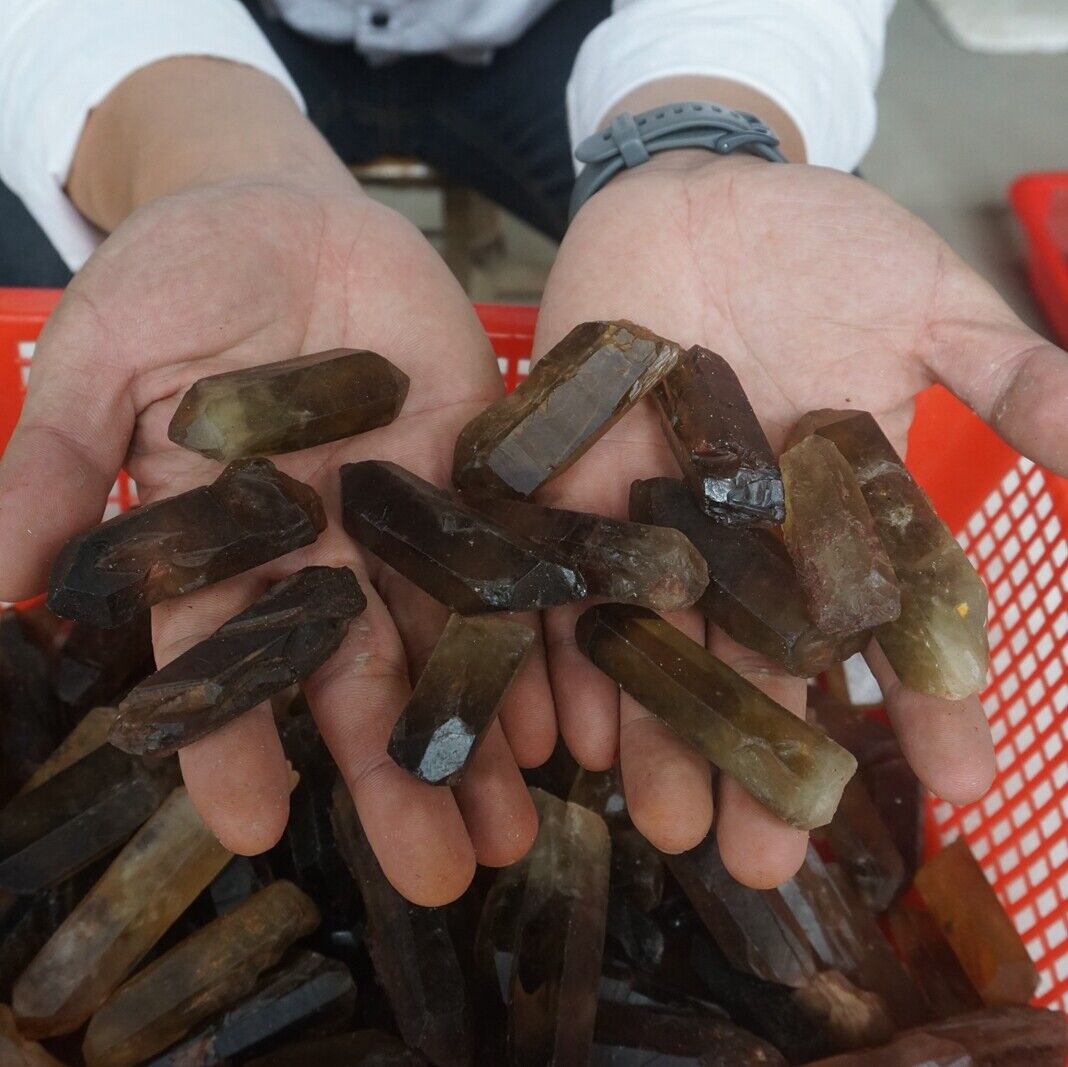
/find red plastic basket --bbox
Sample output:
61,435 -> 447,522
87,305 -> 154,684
1,289 -> 1066,1009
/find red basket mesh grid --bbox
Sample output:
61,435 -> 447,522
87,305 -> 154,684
1,288 -> 1066,1009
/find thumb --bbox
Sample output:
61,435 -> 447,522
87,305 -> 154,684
0,297 -> 134,600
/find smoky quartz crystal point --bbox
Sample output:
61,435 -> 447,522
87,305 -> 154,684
388,614 -> 534,786
474,497 -> 708,611
0,743 -> 177,894
780,435 -> 901,634
341,461 -> 585,613
110,566 -> 365,756
452,320 -> 680,499
47,459 -> 326,628
576,604 -> 857,829
791,409 -> 988,699
169,348 -> 410,461
654,344 -> 785,524
629,478 -> 869,677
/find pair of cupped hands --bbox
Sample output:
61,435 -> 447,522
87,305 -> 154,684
1,147 -> 1065,907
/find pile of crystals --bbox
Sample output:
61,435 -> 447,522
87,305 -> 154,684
0,323 -> 1062,1065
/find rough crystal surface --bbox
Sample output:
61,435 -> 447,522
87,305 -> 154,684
51,616 -> 153,714
0,743 -> 177,894
919,1005 -> 1068,1066
780,435 -> 900,634
577,604 -> 857,829
792,410 -> 988,698
474,497 -> 708,611
12,787 -> 233,1037
144,951 -> 356,1066
331,779 -> 474,1067
388,614 -> 534,786
802,1031 -> 974,1066
453,320 -> 680,499
169,348 -> 410,461
47,459 -> 326,629
629,478 -> 869,676
247,1031 -> 430,1066
83,881 -> 320,1067
913,839 -> 1039,1006
341,461 -> 585,614
111,567 -> 365,756
654,344 -> 784,524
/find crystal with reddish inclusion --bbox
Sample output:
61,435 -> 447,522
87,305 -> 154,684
475,498 -> 708,611
388,614 -> 534,786
453,321 -> 680,499
12,787 -> 233,1037
664,831 -> 818,988
330,779 -> 474,1067
247,1031 -> 430,1066
168,348 -> 410,462
888,904 -> 983,1020
17,707 -> 118,796
0,1003 -> 64,1067
110,567 -> 365,757
503,789 -> 610,1066
913,838 -> 1040,1006
144,952 -> 356,1067
341,461 -> 586,614
51,615 -> 153,713
780,435 -> 900,634
817,775 -> 905,912
654,344 -> 785,524
629,478 -> 869,677
82,881 -> 320,1067
577,604 -> 857,829
792,410 -> 988,699
0,743 -> 177,894
47,459 -> 327,628
592,1000 -> 786,1066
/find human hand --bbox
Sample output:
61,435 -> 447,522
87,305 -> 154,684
535,150 -> 1067,887
0,172 -> 552,905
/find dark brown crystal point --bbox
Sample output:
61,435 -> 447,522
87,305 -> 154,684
168,348 -> 410,461
0,744 -> 177,894
474,497 -> 708,612
330,780 -> 474,1067
791,409 -> 988,699
110,567 -> 364,757
247,1031 -> 430,1066
452,320 -> 680,499
47,459 -> 326,628
918,1005 -> 1068,1066
388,614 -> 534,786
576,604 -> 857,829
629,478 -> 869,677
654,344 -> 785,524
51,615 -> 153,714
780,435 -> 901,634
341,461 -> 586,613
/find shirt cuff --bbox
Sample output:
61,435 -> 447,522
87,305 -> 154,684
566,0 -> 893,174
0,0 -> 304,270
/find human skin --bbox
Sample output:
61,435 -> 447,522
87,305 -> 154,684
1,58 -> 1063,902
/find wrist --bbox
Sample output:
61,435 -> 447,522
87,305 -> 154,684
68,57 -> 358,230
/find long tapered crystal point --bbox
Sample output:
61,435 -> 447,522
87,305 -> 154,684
576,604 -> 856,829
169,348 -> 410,461
47,459 -> 326,628
791,409 -> 988,698
111,567 -> 365,756
452,320 -> 680,499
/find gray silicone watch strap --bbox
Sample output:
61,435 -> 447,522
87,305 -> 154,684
569,101 -> 787,220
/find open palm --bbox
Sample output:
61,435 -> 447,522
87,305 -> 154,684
534,153 -> 1067,887
0,178 -> 554,904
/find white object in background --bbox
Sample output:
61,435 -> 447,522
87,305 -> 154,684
923,0 -> 1068,53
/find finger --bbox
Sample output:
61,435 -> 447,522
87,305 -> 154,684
0,302 -> 133,600
152,570 -> 291,855
709,628 -> 809,888
452,721 -> 538,868
865,640 -> 995,805
495,613 -> 558,768
302,573 -> 476,907
619,608 -> 713,854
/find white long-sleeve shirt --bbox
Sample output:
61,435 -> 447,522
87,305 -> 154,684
0,0 -> 894,270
